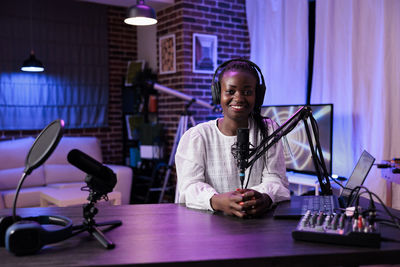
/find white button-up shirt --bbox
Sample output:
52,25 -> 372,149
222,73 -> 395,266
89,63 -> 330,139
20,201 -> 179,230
175,118 -> 290,211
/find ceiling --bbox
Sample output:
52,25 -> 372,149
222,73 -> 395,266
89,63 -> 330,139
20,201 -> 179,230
79,0 -> 174,10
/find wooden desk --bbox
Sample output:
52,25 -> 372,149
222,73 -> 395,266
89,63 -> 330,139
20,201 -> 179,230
1,203 -> 400,266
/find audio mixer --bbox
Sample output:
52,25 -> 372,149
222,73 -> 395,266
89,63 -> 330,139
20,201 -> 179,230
292,210 -> 381,247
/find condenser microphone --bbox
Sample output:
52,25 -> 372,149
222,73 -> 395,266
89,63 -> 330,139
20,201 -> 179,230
236,128 -> 249,188
67,149 -> 117,195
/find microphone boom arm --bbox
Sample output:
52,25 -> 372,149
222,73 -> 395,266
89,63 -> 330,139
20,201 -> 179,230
247,106 -> 332,195
149,81 -> 216,111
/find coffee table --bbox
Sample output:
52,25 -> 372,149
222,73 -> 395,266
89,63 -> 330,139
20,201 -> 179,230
40,187 -> 121,207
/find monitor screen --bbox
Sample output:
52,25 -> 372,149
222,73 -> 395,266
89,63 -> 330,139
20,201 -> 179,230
260,104 -> 333,175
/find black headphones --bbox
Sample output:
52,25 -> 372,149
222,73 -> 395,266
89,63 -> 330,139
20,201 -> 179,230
211,58 -> 266,109
0,215 -> 72,256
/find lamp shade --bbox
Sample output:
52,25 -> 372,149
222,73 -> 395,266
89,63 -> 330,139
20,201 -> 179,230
124,0 -> 157,26
21,51 -> 44,72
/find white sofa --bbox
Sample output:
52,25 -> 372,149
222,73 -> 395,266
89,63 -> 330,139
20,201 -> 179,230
0,136 -> 132,209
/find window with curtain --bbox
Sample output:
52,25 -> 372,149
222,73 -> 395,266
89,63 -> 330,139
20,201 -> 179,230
310,0 -> 400,207
246,0 -> 309,106
246,0 -> 400,208
0,0 -> 108,130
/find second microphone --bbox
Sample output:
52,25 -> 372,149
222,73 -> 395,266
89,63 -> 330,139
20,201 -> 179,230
67,149 -> 117,195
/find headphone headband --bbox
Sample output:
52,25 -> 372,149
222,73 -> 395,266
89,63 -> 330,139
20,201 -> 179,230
212,58 -> 265,89
211,58 -> 266,109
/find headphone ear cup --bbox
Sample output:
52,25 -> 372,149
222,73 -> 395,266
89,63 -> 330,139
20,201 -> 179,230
5,215 -> 72,255
211,82 -> 221,105
256,84 -> 266,108
6,220 -> 43,256
0,216 -> 21,247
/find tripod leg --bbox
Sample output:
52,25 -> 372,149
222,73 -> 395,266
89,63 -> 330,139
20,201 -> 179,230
95,220 -> 122,228
189,115 -> 196,127
72,219 -> 121,248
90,225 -> 115,249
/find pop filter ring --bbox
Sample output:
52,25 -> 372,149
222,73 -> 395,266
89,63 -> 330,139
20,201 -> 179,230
12,119 -> 64,221
24,119 -> 64,175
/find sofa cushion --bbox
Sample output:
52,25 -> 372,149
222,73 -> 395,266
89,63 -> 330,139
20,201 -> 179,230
0,137 -> 35,170
2,186 -> 47,208
0,166 -> 46,190
45,136 -> 103,165
44,164 -> 87,185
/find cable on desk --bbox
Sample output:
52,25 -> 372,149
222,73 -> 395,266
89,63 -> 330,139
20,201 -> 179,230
351,186 -> 400,230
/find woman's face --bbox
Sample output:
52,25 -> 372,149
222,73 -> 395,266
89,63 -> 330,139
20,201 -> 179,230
220,70 -> 257,123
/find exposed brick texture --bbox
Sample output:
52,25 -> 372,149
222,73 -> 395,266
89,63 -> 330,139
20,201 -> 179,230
105,6 -> 137,164
156,0 -> 250,189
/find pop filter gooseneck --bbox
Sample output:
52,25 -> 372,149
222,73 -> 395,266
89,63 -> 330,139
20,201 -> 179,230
12,119 -> 64,221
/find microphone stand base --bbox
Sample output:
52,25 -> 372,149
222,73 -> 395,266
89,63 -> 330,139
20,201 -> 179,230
71,198 -> 122,249
72,220 -> 122,249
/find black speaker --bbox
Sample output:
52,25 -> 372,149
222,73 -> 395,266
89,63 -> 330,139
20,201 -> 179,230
211,59 -> 266,109
0,215 -> 72,256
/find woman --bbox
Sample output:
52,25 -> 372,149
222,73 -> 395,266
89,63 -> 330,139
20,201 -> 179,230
175,59 -> 290,218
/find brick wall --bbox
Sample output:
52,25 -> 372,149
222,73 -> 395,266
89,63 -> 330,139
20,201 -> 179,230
156,0 -> 250,163
105,6 -> 137,163
0,5 -> 136,165
153,0 -> 250,200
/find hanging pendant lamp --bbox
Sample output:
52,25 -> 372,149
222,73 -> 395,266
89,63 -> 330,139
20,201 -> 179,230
124,0 -> 157,26
21,50 -> 44,72
21,0 -> 44,72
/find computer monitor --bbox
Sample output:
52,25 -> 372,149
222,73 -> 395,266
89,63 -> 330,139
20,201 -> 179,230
261,104 -> 333,175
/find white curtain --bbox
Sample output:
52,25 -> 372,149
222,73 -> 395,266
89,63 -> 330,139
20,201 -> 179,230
247,0 -> 400,207
311,0 -> 400,208
246,0 -> 309,105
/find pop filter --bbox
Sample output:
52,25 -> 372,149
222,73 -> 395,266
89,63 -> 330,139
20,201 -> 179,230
12,119 -> 64,219
24,119 -> 64,175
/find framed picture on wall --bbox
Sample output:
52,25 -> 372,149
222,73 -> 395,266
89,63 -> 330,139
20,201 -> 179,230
125,60 -> 145,86
192,33 -> 217,74
159,34 -> 176,74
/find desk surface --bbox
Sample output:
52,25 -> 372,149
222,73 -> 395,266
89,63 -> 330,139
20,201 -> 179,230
1,203 -> 400,266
